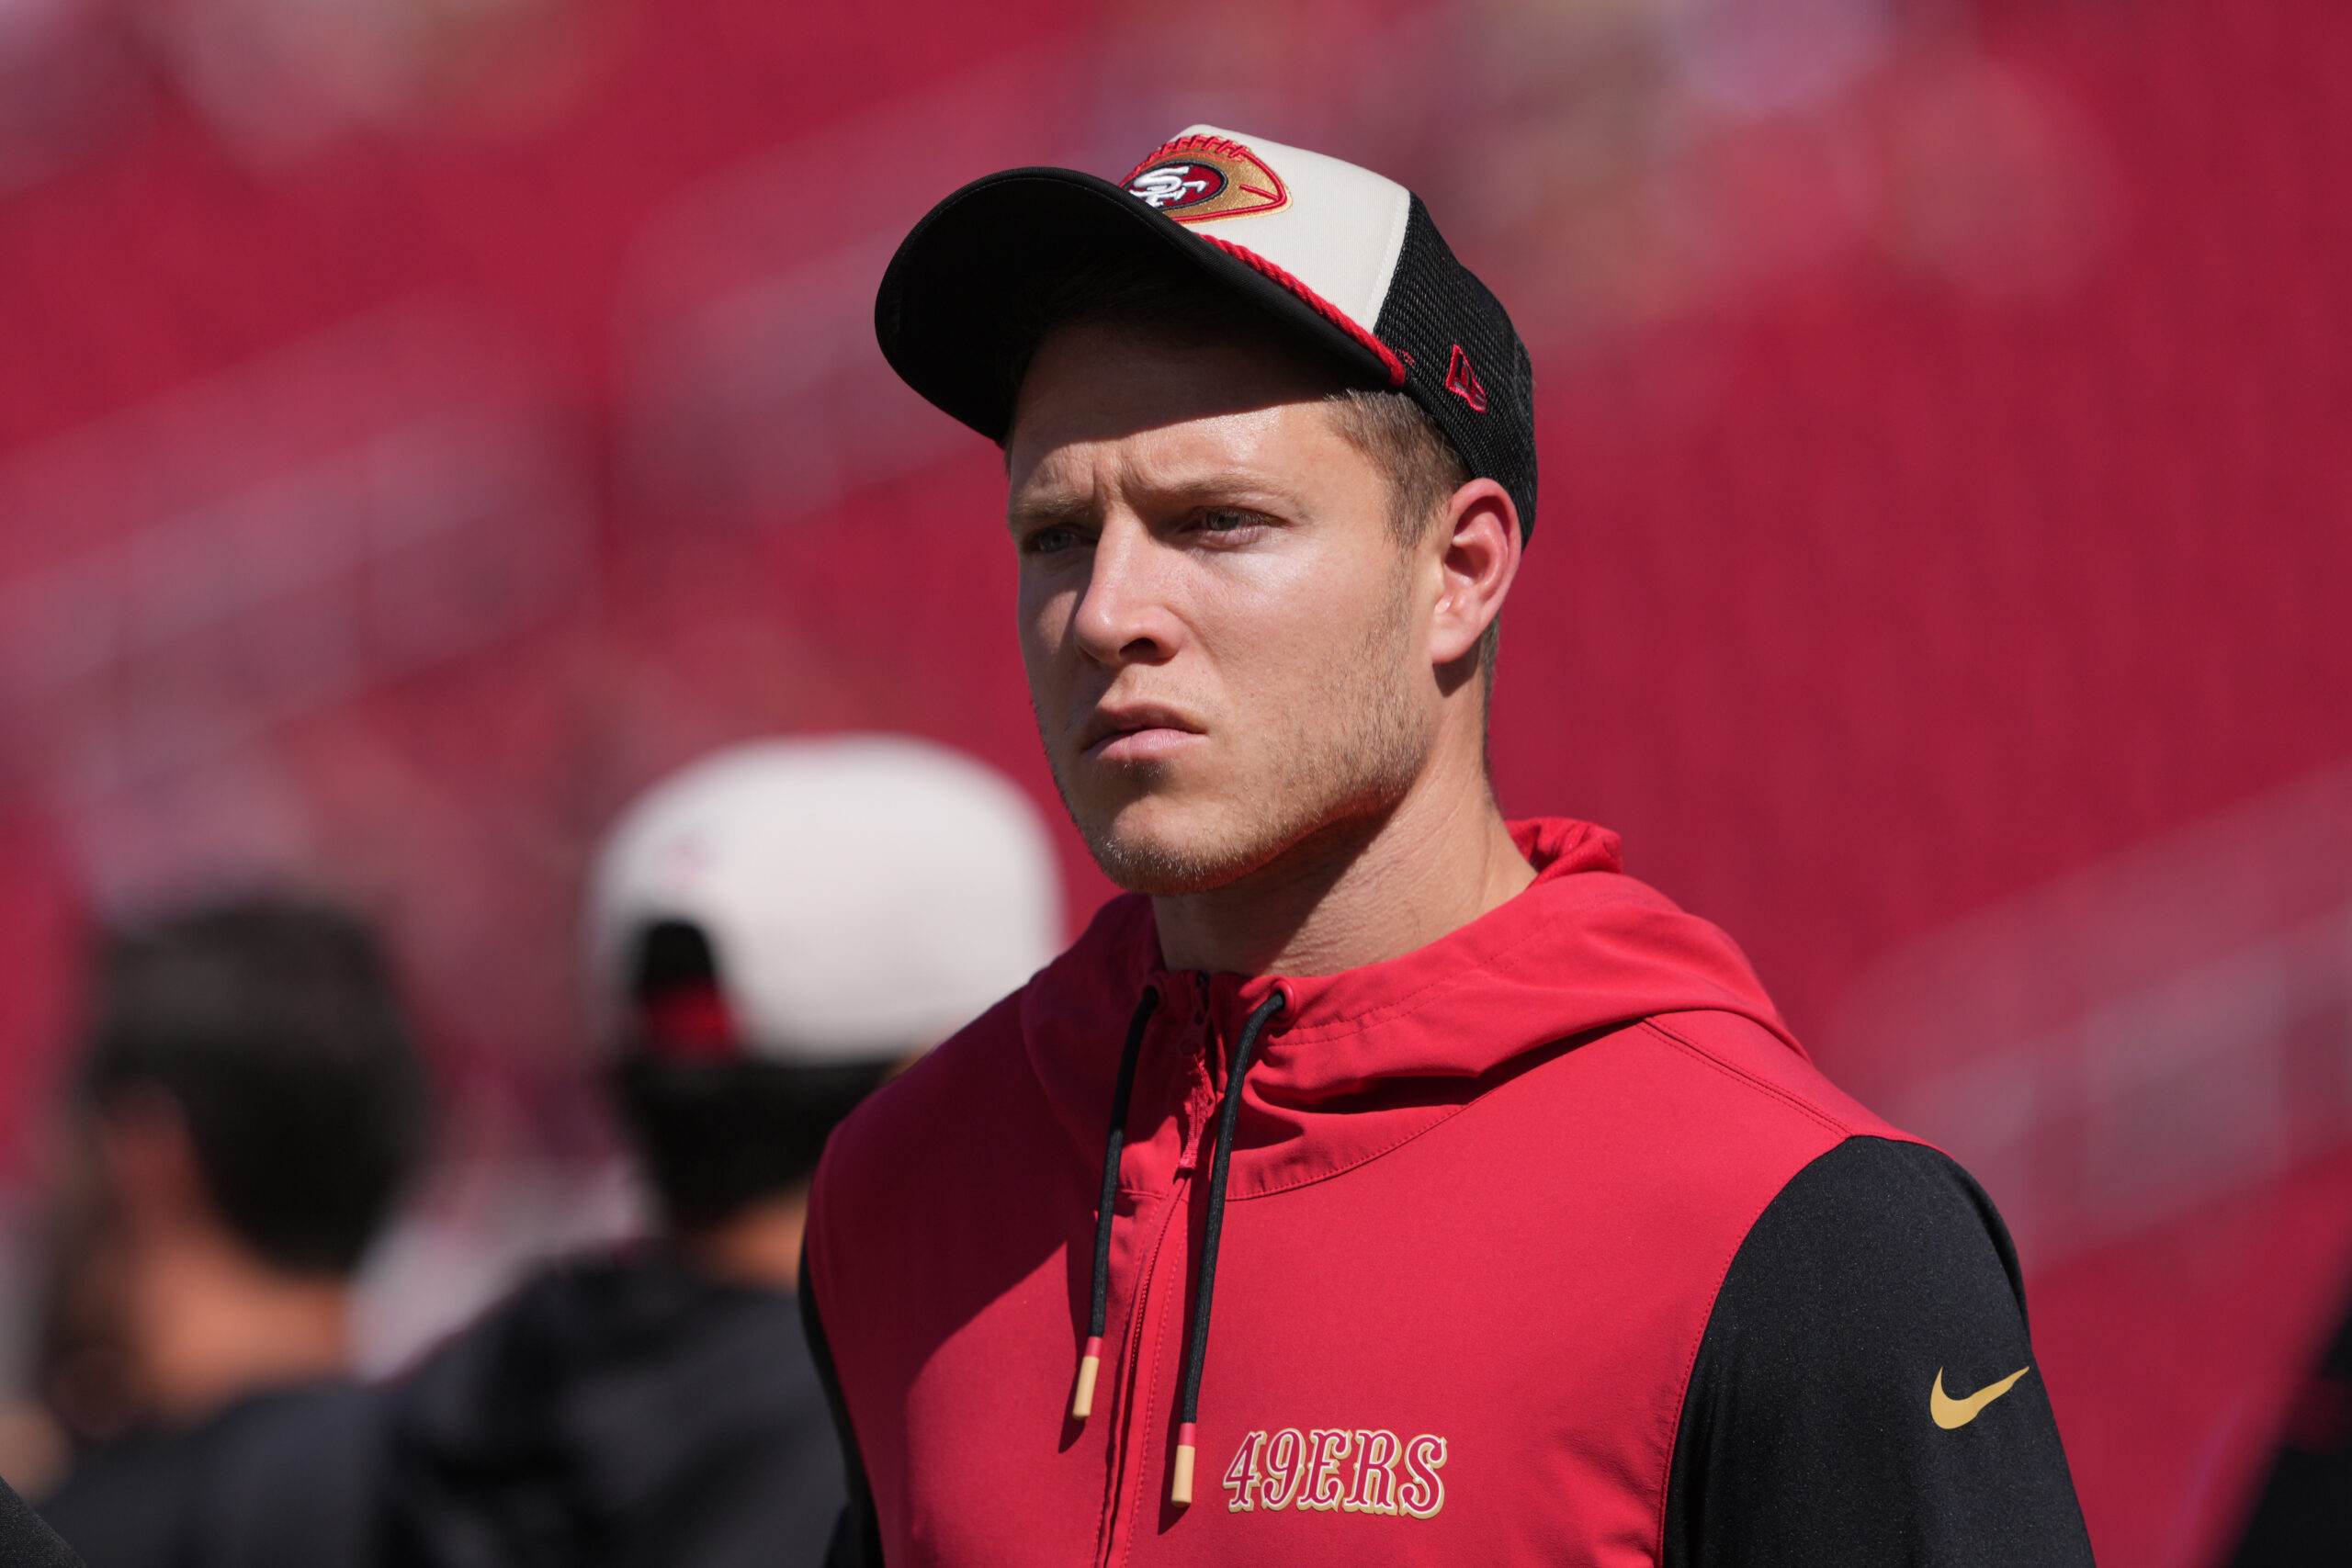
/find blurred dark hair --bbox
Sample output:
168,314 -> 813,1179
81,897 -> 429,1277
608,920 -> 893,1231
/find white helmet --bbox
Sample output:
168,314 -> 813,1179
585,735 -> 1062,1066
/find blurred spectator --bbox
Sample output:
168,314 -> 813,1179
386,735 -> 1059,1568
35,899 -> 431,1568
0,1481 -> 74,1567
2228,1283 -> 2352,1567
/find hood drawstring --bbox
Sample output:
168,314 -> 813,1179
1070,986 -> 1159,1422
1171,987 -> 1287,1506
1067,983 -> 1288,1508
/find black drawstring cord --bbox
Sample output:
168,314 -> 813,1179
1170,987 -> 1287,1506
1070,985 -> 1159,1422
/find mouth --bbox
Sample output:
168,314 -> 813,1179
1079,703 -> 1206,764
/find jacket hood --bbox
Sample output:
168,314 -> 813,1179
1023,818 -> 1802,1199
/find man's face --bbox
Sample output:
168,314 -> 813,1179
1007,321 -> 1438,896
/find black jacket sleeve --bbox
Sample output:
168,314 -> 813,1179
799,1247 -> 881,1568
1663,1135 -> 2095,1568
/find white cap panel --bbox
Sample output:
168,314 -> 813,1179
587,736 -> 1062,1065
1157,125 -> 1414,337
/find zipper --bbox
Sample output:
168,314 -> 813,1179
1092,1173 -> 1189,1568
1093,982 -> 1220,1568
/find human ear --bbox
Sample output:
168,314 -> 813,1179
1427,478 -> 1521,668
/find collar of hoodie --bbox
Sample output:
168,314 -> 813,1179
1020,816 -> 1804,1205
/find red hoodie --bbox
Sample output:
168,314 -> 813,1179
807,818 -> 1917,1566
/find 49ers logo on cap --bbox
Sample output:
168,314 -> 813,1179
1123,134 -> 1290,222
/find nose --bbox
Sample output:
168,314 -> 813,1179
1070,516 -> 1177,669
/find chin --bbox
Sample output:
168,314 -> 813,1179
1076,796 -> 1286,897
1089,842 -> 1234,897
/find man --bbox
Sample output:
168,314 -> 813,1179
38,898 -> 429,1568
803,127 -> 2097,1565
387,736 -> 1060,1568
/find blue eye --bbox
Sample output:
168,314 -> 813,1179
1195,508 -> 1274,536
1026,526 -> 1080,555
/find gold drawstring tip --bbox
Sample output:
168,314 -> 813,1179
1170,1425 -> 1198,1506
1070,1342 -> 1102,1421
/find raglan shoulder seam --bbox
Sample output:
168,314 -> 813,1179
1639,1017 -> 1867,1140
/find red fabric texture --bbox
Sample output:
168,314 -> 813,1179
808,818 -> 1912,1566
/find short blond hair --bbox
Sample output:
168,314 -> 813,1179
1322,387 -> 1470,547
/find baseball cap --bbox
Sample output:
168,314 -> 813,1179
585,735 -> 1063,1066
876,125 -> 1538,536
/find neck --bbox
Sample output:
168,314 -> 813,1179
1153,736 -> 1535,977
673,1187 -> 809,1292
128,1228 -> 351,1427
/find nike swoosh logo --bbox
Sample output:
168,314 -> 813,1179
1931,1366 -> 2032,1428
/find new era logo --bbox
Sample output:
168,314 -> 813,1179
1444,345 -> 1487,412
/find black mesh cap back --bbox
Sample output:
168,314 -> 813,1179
1372,197 -> 1537,537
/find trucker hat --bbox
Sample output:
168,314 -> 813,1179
585,735 -> 1063,1066
876,124 -> 1538,536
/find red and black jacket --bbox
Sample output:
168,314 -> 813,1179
805,818 -> 2093,1566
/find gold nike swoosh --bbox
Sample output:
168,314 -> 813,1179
1931,1366 -> 2032,1428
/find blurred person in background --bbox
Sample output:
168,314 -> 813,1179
386,735 -> 1060,1568
0,1486 -> 74,1568
803,125 -> 2095,1565
35,899 -> 430,1568
2227,1289 -> 2352,1566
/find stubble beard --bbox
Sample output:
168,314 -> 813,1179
1041,581 -> 1430,898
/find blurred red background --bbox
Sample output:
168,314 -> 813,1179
0,0 -> 2346,1561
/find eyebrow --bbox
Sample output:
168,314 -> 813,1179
1010,469 -> 1297,528
1006,493 -> 1096,535
1149,472 -> 1292,508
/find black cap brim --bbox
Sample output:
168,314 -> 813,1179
874,167 -> 1396,446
